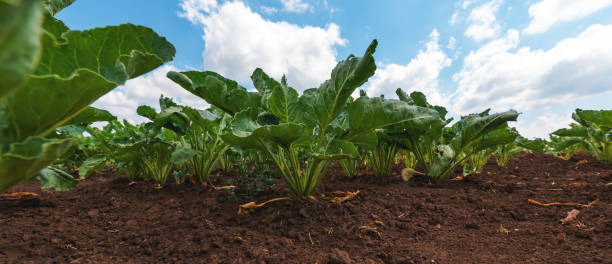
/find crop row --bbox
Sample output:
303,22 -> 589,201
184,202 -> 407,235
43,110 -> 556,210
1,1 -> 610,196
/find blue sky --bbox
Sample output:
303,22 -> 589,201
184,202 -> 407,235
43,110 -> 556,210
56,0 -> 612,138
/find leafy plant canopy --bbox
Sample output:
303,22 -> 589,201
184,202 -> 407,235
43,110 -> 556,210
0,0 -> 175,193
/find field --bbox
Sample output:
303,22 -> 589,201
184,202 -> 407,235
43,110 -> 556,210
2,2 -> 612,263
2,152 -> 610,263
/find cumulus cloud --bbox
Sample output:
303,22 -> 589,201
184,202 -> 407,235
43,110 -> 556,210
524,0 -> 612,34
280,0 -> 311,13
452,24 -> 612,114
92,65 -> 209,123
178,0 -> 218,24
465,0 -> 503,41
260,6 -> 278,15
179,0 -> 345,90
364,29 -> 452,106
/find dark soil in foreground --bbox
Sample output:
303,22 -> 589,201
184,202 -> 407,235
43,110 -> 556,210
1,152 -> 611,264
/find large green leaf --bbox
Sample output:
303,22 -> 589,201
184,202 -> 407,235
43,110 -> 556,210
450,110 -> 519,153
344,97 -> 443,147
167,71 -> 261,115
470,125 -> 519,153
0,0 -> 43,98
299,39 -> 378,131
221,109 -> 304,149
36,24 -> 175,83
2,69 -> 116,142
268,76 -> 299,123
0,136 -> 74,193
250,67 -> 279,99
552,125 -> 589,137
3,23 -> 175,143
65,106 -> 116,125
575,109 -> 612,128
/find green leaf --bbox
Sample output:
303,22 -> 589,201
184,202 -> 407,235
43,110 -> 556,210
137,105 -> 158,120
2,23 -> 175,143
167,71 -> 261,115
471,125 -> 519,153
42,0 -> 74,15
0,136 -> 75,193
250,67 -> 280,98
552,125 -> 589,137
0,0 -> 44,98
78,154 -> 106,179
222,109 -> 304,149
56,124 -> 86,137
551,136 -> 589,152
575,109 -> 612,128
65,106 -> 116,125
299,39 -> 378,131
222,110 -> 304,148
36,166 -> 78,191
268,78 -> 299,123
2,69 -> 116,142
396,89 -> 449,120
428,145 -> 454,179
36,24 -> 175,83
345,97 -> 443,146
451,110 -> 519,153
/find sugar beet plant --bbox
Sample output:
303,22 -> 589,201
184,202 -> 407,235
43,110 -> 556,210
137,96 -> 231,184
0,0 -> 175,193
550,109 -> 611,163
168,40 -> 443,197
385,89 -> 519,179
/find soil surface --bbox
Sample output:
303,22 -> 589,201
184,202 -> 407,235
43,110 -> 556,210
1,152 -> 611,264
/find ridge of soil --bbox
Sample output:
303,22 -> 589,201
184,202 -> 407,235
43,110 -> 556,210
1,152 -> 611,263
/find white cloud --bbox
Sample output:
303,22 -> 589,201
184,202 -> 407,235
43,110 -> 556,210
280,0 -> 311,13
516,111 -> 573,139
92,65 -> 209,123
260,6 -> 278,15
179,0 -> 346,90
465,0 -> 503,41
449,12 -> 460,26
461,0 -> 477,9
178,0 -> 218,24
364,29 -> 452,106
452,24 -> 612,115
447,37 -> 457,50
524,0 -> 612,35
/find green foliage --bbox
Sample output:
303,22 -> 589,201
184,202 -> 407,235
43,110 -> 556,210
0,2 -> 175,193
551,109 -> 611,162
387,89 -> 519,179
170,40 -> 394,197
137,96 -> 230,183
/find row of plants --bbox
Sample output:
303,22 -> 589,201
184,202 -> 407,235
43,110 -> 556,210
1,0 -> 609,197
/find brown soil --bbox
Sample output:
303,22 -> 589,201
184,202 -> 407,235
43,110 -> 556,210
1,152 -> 611,264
